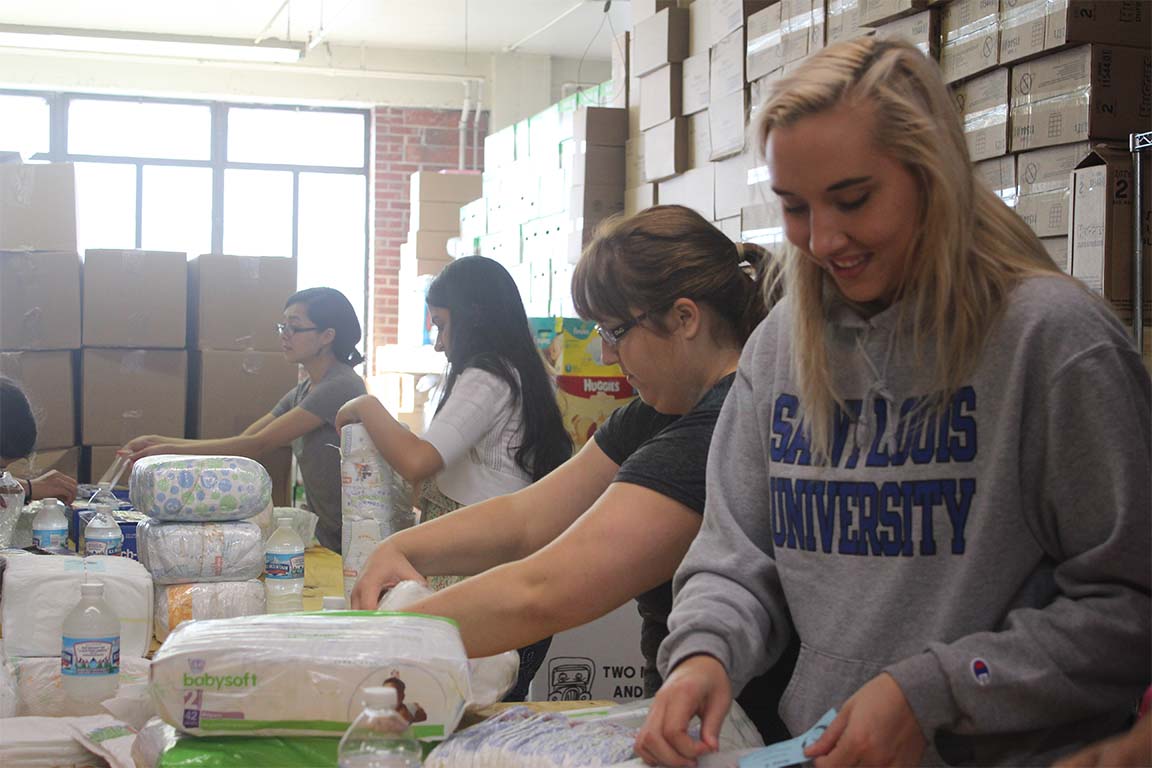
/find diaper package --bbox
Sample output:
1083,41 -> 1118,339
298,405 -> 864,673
150,612 -> 472,739
0,554 -> 153,658
136,519 -> 263,584
12,656 -> 150,717
153,581 -> 266,642
0,714 -> 125,768
130,455 -> 271,522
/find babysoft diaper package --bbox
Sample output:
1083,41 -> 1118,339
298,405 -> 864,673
136,519 -> 263,584
130,456 -> 271,522
149,612 -> 472,739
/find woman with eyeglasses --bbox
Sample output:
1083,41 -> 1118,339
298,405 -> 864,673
347,206 -> 798,741
122,287 -> 366,552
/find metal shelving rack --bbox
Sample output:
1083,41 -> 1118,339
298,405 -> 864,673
1132,131 -> 1151,354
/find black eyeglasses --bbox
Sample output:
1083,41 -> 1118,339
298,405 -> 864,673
595,311 -> 650,348
276,322 -> 320,337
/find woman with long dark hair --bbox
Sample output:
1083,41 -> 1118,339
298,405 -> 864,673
335,255 -> 573,699
123,287 -> 367,552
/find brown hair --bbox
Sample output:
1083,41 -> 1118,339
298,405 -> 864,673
571,205 -> 776,346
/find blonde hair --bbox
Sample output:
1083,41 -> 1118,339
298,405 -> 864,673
572,205 -> 775,346
753,37 -> 1065,460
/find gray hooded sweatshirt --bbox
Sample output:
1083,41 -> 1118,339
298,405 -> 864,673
660,276 -> 1151,766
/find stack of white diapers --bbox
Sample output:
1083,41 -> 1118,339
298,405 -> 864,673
130,456 -> 270,641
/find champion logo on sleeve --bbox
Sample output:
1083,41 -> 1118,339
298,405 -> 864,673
971,658 -> 991,685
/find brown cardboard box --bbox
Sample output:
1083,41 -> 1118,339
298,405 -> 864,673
644,118 -> 690,182
953,68 -> 1009,162
83,250 -> 187,349
683,53 -> 712,115
688,111 -> 713,168
1040,236 -> 1069,273
741,199 -> 787,250
999,0 -> 1048,65
875,7 -> 939,59
0,351 -> 75,449
714,151 -> 755,220
1070,148 -> 1150,317
399,244 -> 452,278
574,107 -> 628,148
640,64 -> 684,130
635,7 -> 691,77
572,145 -> 626,188
708,88 -> 749,160
189,350 -> 300,439
0,251 -> 81,351
81,348 -> 187,446
973,155 -> 1018,207
747,3 -> 785,81
0,163 -> 76,252
859,0 -> 926,26
711,27 -> 747,98
689,0 -> 713,56
633,0 -> 679,26
189,255 -> 297,352
1016,188 -> 1071,237
782,0 -> 815,64
626,138 -> 646,189
710,0 -> 773,46
827,0 -> 870,44
409,171 -> 482,204
625,185 -> 659,216
1016,142 -> 1091,195
570,185 -> 626,231
1010,45 -> 1151,152
403,230 -> 456,261
410,201 -> 463,233
658,164 -> 717,220
939,0 -> 999,83
8,447 -> 79,483
1047,0 -> 1151,51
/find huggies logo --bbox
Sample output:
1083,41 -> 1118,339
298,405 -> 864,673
583,379 -> 621,394
183,672 -> 258,690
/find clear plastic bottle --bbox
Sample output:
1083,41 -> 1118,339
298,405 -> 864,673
338,686 -> 423,768
61,581 -> 120,706
0,471 -> 25,549
264,515 -> 305,613
83,510 -> 124,556
31,498 -> 69,550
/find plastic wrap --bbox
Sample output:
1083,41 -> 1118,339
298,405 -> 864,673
0,643 -> 16,718
150,612 -> 472,738
136,519 -> 264,584
12,655 -> 150,717
0,554 -> 153,658
153,580 -> 266,642
131,718 -> 178,768
130,455 -> 271,522
0,714 -> 114,768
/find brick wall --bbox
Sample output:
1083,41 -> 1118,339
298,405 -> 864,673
371,106 -> 488,360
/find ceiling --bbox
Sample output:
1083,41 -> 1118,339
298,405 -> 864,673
0,0 -> 632,61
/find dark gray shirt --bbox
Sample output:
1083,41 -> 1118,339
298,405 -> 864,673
272,362 -> 366,552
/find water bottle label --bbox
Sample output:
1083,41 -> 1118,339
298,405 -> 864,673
85,538 -> 123,556
61,636 -> 120,677
265,552 -> 304,579
33,528 -> 67,548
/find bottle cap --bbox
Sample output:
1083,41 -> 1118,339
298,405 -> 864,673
361,686 -> 398,710
43,499 -> 66,512
80,581 -> 104,597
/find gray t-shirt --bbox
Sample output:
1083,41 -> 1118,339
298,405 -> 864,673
272,362 -> 366,552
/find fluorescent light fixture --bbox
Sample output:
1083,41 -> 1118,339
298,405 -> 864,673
0,24 -> 304,63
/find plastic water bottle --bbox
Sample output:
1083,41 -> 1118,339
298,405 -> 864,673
0,471 -> 24,548
61,581 -> 120,706
31,498 -> 69,550
84,510 -> 124,556
338,686 -> 423,767
265,515 -> 305,613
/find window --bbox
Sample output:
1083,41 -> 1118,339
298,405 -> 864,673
74,162 -> 136,253
223,169 -> 294,257
68,99 -> 210,160
0,94 -> 49,158
228,108 -> 365,167
142,165 -> 212,257
298,172 -> 368,333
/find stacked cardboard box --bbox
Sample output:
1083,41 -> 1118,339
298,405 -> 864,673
0,163 -> 81,481
186,253 -> 298,504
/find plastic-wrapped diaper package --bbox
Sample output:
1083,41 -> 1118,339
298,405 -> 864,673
378,580 -> 519,710
11,655 -> 151,717
131,718 -> 178,768
150,612 -> 472,739
0,554 -> 153,658
0,643 -> 16,718
130,455 -> 271,522
136,519 -> 263,584
153,580 -> 266,642
0,714 -> 123,768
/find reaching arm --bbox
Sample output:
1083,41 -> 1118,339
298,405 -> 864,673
404,481 -> 704,658
124,407 -> 323,461
349,438 -> 619,608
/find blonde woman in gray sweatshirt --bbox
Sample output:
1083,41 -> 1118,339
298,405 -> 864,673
638,38 -> 1151,767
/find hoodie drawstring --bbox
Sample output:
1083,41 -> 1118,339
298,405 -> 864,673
853,329 -> 900,456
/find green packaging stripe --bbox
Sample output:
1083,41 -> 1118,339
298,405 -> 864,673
159,736 -> 438,767
197,718 -> 445,739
